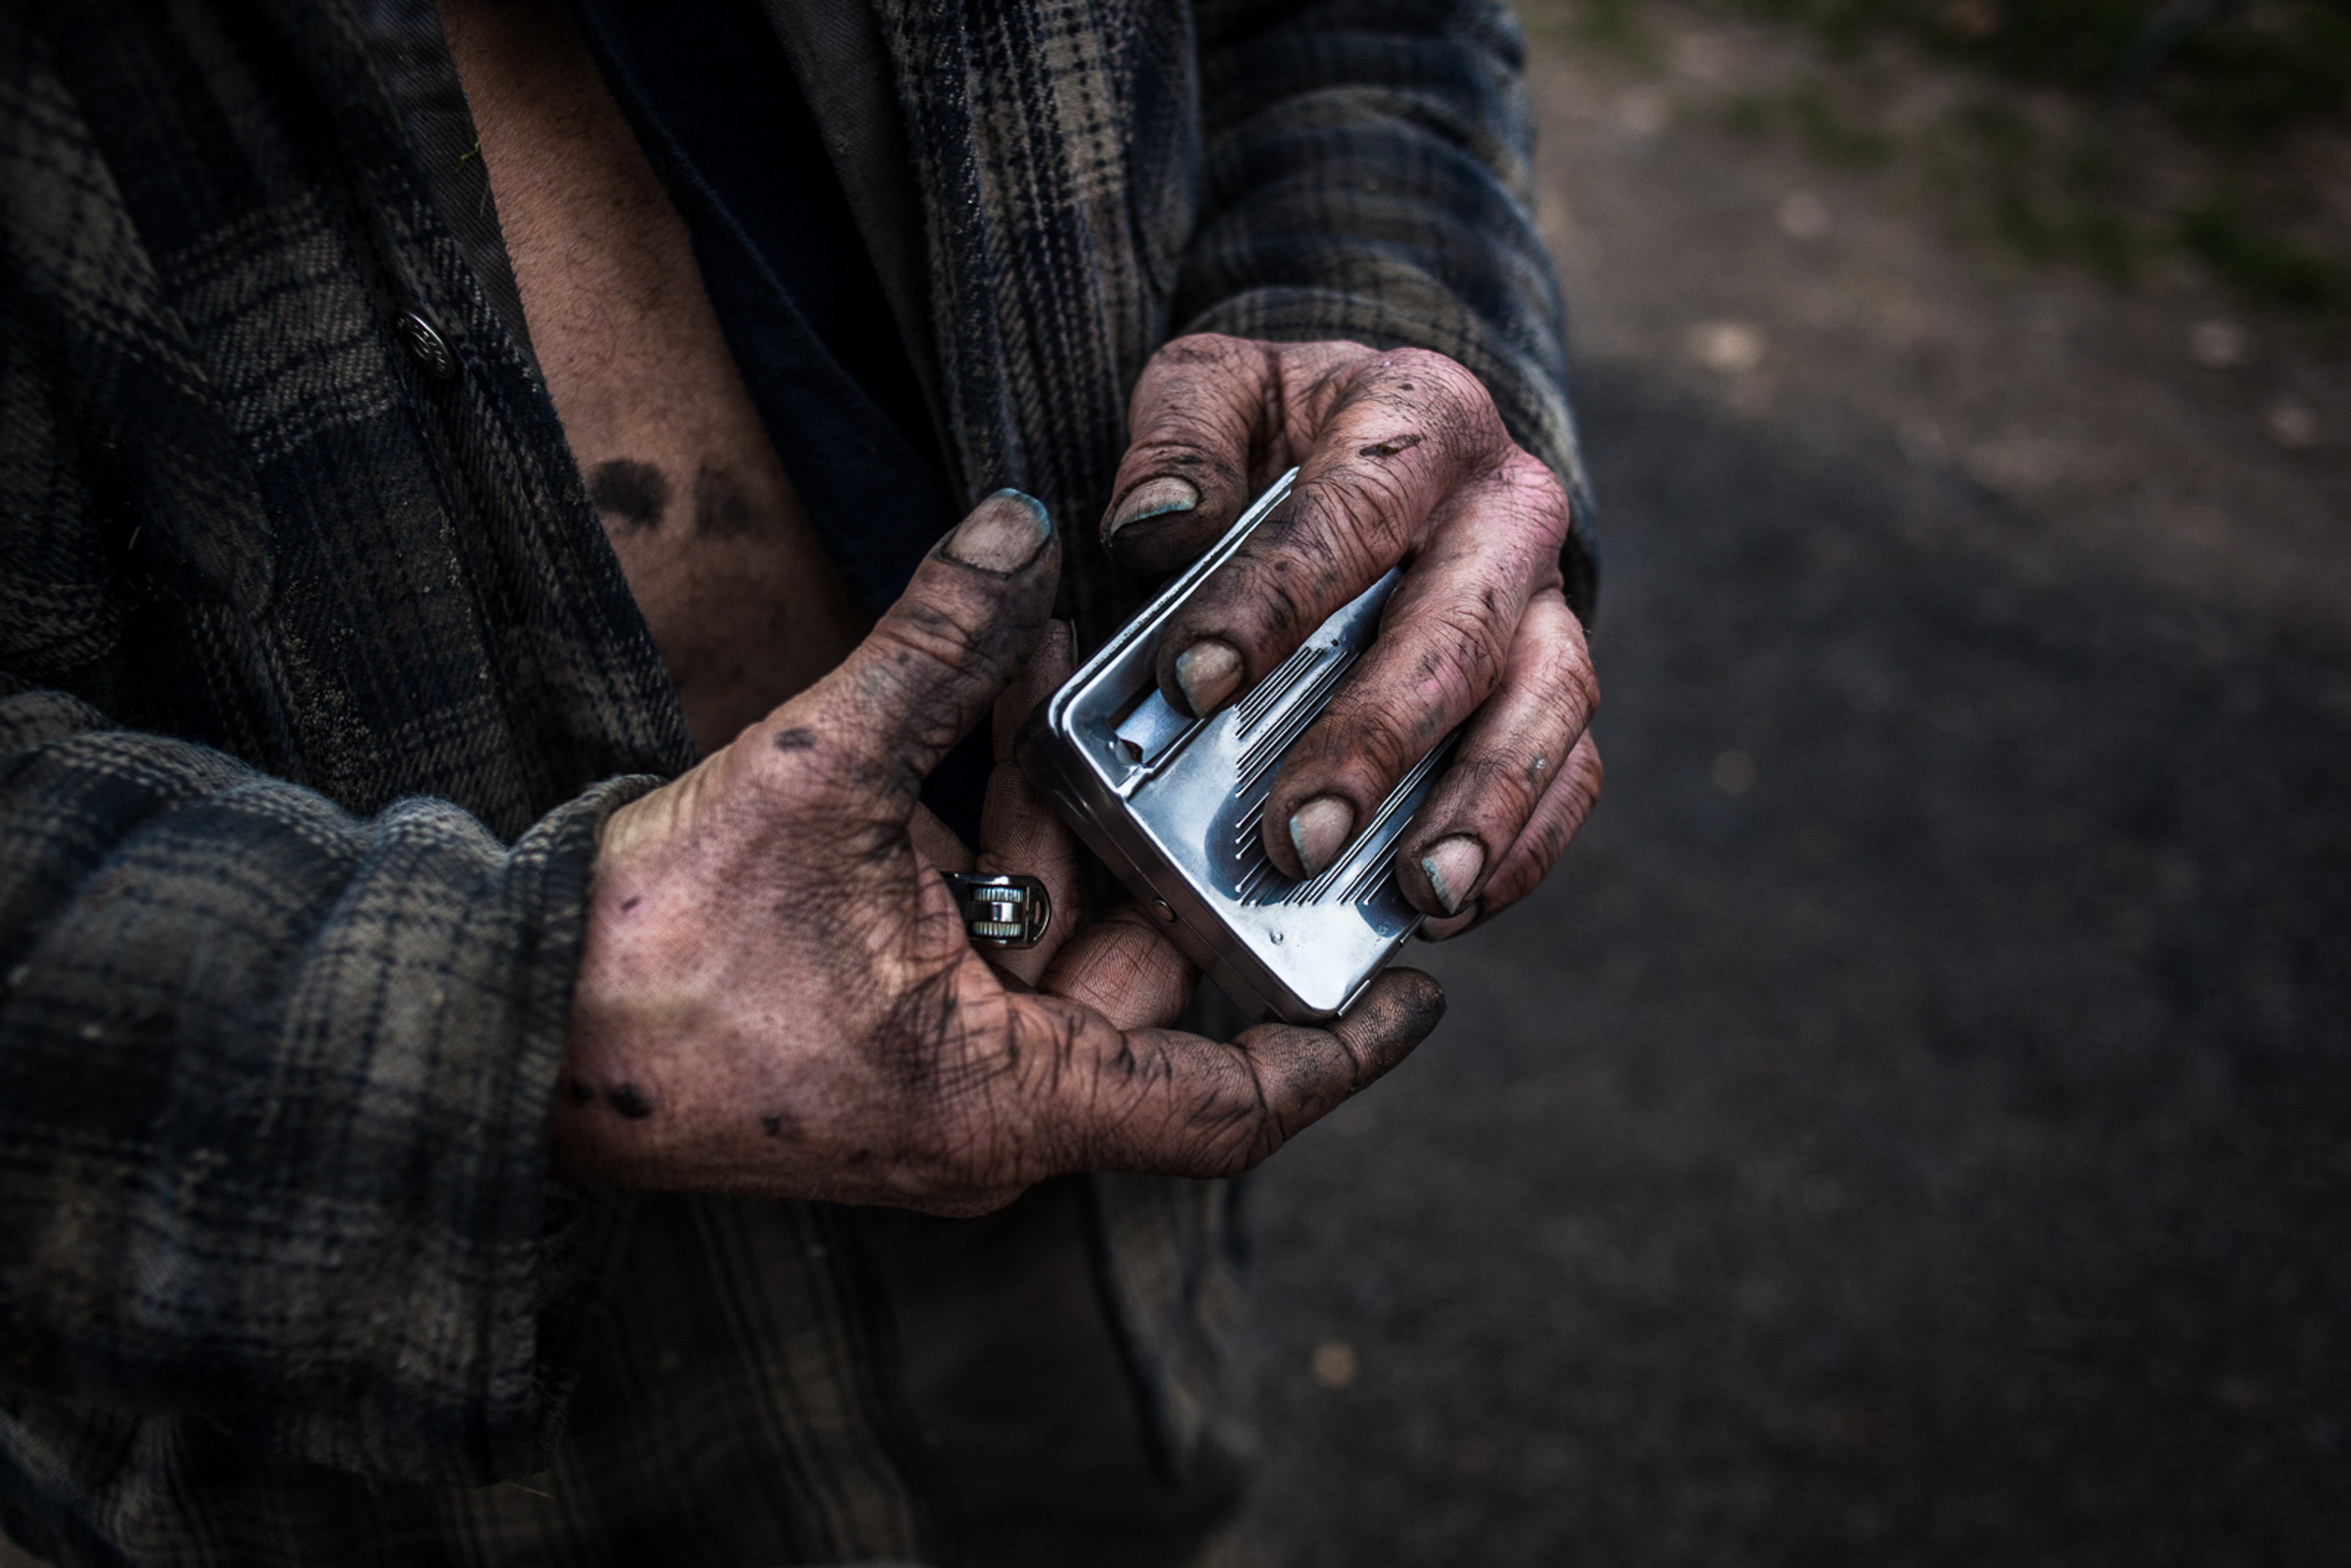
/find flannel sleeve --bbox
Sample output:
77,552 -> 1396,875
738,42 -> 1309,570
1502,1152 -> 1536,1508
1180,0 -> 1597,619
0,676 -> 655,1484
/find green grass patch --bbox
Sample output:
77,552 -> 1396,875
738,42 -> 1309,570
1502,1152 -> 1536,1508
1552,0 -> 2347,318
1719,81 -> 1893,160
1713,0 -> 2351,149
1925,102 -> 2153,282
2180,204 -> 2351,311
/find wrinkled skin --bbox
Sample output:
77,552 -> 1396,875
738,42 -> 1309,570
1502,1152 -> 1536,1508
1103,334 -> 1604,939
557,335 -> 1605,1211
555,493 -> 1446,1213
459,0 -> 1584,1212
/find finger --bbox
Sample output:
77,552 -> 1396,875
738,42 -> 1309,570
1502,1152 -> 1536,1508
977,621 -> 1086,982
1019,966 -> 1445,1179
1385,587 -> 1595,915
992,617 -> 1075,763
1151,348 -> 1515,722
780,490 -> 1060,823
1422,730 -> 1602,941
1100,334 -> 1365,579
909,805 -> 975,873
1039,903 -> 1199,1032
1261,456 -> 1576,878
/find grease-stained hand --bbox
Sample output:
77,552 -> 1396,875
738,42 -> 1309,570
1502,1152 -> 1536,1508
554,491 -> 1445,1212
1103,334 -> 1603,938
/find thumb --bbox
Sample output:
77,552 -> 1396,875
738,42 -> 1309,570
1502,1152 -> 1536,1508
1102,335 -> 1264,579
804,489 -> 1060,820
975,620 -> 1085,985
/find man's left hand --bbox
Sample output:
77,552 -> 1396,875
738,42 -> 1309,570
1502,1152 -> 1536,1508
1102,333 -> 1602,939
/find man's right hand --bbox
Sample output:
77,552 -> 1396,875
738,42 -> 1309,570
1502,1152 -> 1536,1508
552,491 -> 1445,1215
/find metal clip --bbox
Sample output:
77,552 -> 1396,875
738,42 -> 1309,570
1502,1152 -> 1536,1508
943,872 -> 1053,950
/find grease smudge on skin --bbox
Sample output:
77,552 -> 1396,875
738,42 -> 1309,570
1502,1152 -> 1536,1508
1358,433 -> 1425,460
588,459 -> 669,532
694,465 -> 759,539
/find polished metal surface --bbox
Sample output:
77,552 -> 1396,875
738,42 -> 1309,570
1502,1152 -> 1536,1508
1018,470 -> 1456,1023
944,872 -> 1053,949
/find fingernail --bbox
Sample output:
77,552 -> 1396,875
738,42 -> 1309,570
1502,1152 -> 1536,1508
1420,904 -> 1479,942
1173,639 -> 1244,715
1289,796 -> 1355,876
943,489 -> 1053,571
1105,475 -> 1199,540
1420,835 -> 1485,915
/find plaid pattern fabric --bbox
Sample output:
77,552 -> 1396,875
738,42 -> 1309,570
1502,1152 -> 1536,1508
0,0 -> 1586,1563
874,0 -> 1593,647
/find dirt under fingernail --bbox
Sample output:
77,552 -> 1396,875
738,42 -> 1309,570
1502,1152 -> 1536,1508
1107,475 -> 1200,538
945,490 -> 1052,571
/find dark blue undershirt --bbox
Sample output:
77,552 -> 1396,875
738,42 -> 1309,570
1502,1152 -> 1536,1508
570,0 -> 994,842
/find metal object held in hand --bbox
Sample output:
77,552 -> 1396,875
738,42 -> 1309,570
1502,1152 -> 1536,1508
1018,469 -> 1457,1023
944,873 -> 1053,950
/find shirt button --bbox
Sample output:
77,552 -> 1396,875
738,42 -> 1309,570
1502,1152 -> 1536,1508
396,310 -> 458,380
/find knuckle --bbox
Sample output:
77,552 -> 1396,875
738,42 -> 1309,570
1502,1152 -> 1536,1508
1299,347 -> 1370,407
1382,346 -> 1473,397
1198,1061 -> 1292,1166
1186,1099 -> 1279,1174
1129,411 -> 1230,460
1507,598 -> 1596,715
1568,737 -> 1606,804
1191,529 -> 1350,651
1563,657 -> 1601,722
1440,751 -> 1544,827
1304,690 -> 1445,789
1133,337 -> 1263,417
1151,330 -> 1251,369
1425,597 -> 1516,694
1497,450 -> 1575,544
1375,349 -> 1503,445
878,591 -> 989,670
1288,468 -> 1415,574
1530,632 -> 1600,724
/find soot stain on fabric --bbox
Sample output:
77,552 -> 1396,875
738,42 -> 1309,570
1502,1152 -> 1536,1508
607,1084 -> 655,1120
588,459 -> 669,532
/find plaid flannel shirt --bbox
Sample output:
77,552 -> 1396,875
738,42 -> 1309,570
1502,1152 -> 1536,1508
0,0 -> 1590,1562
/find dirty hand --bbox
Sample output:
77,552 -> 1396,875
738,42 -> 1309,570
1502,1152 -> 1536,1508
1103,334 -> 1604,938
553,491 -> 1445,1213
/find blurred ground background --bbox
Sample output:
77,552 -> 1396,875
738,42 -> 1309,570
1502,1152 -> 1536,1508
1213,1 -> 2351,1562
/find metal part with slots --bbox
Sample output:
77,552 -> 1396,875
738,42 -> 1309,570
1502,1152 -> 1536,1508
1017,469 -> 1457,1023
944,873 -> 1053,949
